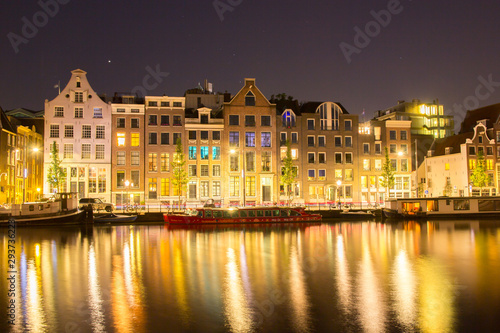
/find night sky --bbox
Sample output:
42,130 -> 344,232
1,0 -> 500,129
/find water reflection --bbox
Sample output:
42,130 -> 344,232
1,221 -> 499,332
223,247 -> 254,333
392,249 -> 417,331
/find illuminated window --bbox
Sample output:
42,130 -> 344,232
363,159 -> 370,171
213,181 -> 221,196
131,152 -> 140,166
246,132 -> 256,147
161,153 -> 169,172
161,178 -> 170,196
487,159 -> 494,170
200,181 -> 209,197
261,132 -> 271,147
308,169 -> 315,181
375,159 -> 382,171
149,153 -> 157,172
117,133 -> 125,146
246,176 -> 256,196
229,132 -> 239,147
212,146 -> 221,160
229,176 -> 240,196
200,147 -> 209,160
335,169 -> 342,179
246,152 -> 255,172
93,108 -> 102,118
230,155 -> 239,172
345,169 -> 353,181
88,167 -> 96,193
361,176 -> 367,188
213,165 -> 221,177
131,133 -> 140,146
188,165 -> 196,177
262,152 -> 271,171
318,170 -> 326,181
445,163 -> 450,170
188,147 -> 197,160
401,159 -> 408,172
201,165 -> 209,177
469,159 -> 476,170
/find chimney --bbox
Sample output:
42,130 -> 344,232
224,91 -> 231,102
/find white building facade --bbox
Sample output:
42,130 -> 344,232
44,69 -> 112,201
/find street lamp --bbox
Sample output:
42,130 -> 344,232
230,149 -> 246,207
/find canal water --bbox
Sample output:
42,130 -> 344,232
1,220 -> 500,332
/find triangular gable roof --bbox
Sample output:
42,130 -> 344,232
225,78 -> 273,107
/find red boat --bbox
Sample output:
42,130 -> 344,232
164,206 -> 322,225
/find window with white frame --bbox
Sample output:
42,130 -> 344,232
50,125 -> 59,138
261,132 -> 271,147
93,108 -> 102,118
96,125 -> 105,139
63,144 -> 73,159
75,92 -> 83,103
64,125 -> 74,138
54,106 -> 64,117
82,125 -> 91,139
82,144 -> 91,159
117,151 -> 125,166
74,107 -> 83,118
96,145 -> 105,159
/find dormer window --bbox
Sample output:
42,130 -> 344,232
76,77 -> 81,88
282,110 -> 296,128
445,147 -> 452,154
200,114 -> 209,124
245,91 -> 255,106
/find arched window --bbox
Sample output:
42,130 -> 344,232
282,110 -> 296,128
245,91 -> 255,106
317,102 -> 343,130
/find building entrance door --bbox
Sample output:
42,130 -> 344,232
262,186 -> 271,202
78,182 -> 85,199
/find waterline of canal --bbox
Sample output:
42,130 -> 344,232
1,220 -> 499,332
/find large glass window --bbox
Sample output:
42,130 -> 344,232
246,132 -> 256,147
246,152 -> 255,172
161,178 -> 170,196
189,147 -> 197,160
161,153 -> 169,172
261,132 -> 271,147
95,145 -> 105,159
212,146 -> 221,160
230,155 -> 239,172
117,151 -> 125,166
131,133 -> 140,146
262,152 -> 271,171
131,152 -> 140,166
246,176 -> 256,196
230,176 -> 240,196
200,146 -> 209,160
149,153 -> 157,171
65,125 -> 74,138
229,132 -> 239,147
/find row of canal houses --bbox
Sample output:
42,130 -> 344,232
27,69 -> 500,207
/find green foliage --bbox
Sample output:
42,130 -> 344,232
171,138 -> 188,209
279,140 -> 296,205
46,141 -> 66,193
470,150 -> 488,191
380,147 -> 395,197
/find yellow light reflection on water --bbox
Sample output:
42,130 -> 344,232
392,249 -> 417,330
356,240 -> 386,333
416,257 -> 455,333
288,245 -> 311,332
88,244 -> 105,332
335,235 -> 352,314
223,247 -> 253,333
26,258 -> 46,331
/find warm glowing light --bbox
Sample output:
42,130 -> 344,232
35,244 -> 40,257
124,180 -> 130,187
398,151 -> 403,156
230,149 -> 236,154
336,180 -> 342,186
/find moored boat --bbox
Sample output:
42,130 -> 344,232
0,193 -> 86,225
383,196 -> 500,220
164,206 -> 322,225
94,213 -> 138,223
